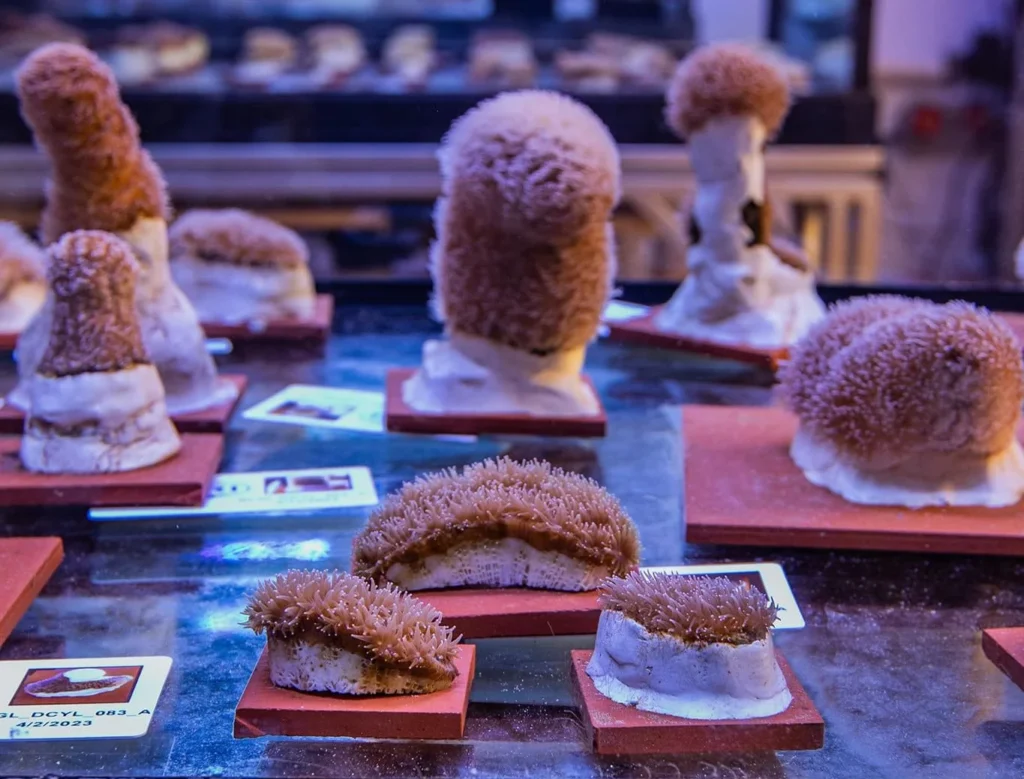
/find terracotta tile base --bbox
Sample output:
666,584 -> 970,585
234,644 -> 476,739
0,433 -> 222,507
385,369 -> 606,438
684,405 -> 1024,555
201,294 -> 333,345
0,537 -> 63,646
605,306 -> 787,371
570,649 -> 824,755
416,588 -> 600,639
982,628 -> 1024,692
0,374 -> 247,435
169,374 -> 248,433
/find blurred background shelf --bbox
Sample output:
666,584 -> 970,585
0,141 -> 885,284
4,0 -> 1016,288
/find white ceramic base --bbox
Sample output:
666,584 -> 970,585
21,364 -> 181,474
791,426 -> 1024,508
586,610 -> 792,720
402,335 -> 599,417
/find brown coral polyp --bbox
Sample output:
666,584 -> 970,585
37,230 -> 148,377
16,42 -> 169,243
351,457 -> 640,584
664,43 -> 790,139
432,90 -> 620,354
779,295 -> 1024,465
244,570 -> 460,683
599,572 -> 780,647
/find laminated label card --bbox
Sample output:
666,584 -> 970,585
90,465 -> 379,521
602,301 -> 650,323
243,384 -> 477,442
205,338 -> 233,355
0,656 -> 171,740
645,562 -> 805,630
243,385 -> 385,432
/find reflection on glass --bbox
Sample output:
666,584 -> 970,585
200,539 -> 331,562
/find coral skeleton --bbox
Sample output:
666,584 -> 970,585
587,573 -> 791,720
655,43 -> 824,349
244,570 -> 460,695
169,209 -> 315,325
21,230 -> 181,474
0,222 -> 46,331
10,43 -> 236,416
403,90 -> 620,417
352,457 -> 640,591
779,295 -> 1024,507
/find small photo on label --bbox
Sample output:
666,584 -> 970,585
10,666 -> 143,707
263,473 -> 353,495
266,398 -> 353,423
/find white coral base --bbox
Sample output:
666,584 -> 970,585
656,246 -> 826,350
171,255 -> 316,328
21,364 -> 181,474
791,426 -> 1024,508
266,635 -> 445,695
586,610 -> 792,720
402,334 -> 599,417
386,536 -> 609,591
0,281 -> 45,333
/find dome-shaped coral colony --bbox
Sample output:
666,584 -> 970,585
431,89 -> 620,355
664,43 -> 790,140
599,572 -> 780,647
352,457 -> 640,591
779,296 -> 1024,467
16,43 -> 169,244
244,570 -> 460,695
170,209 -> 308,269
